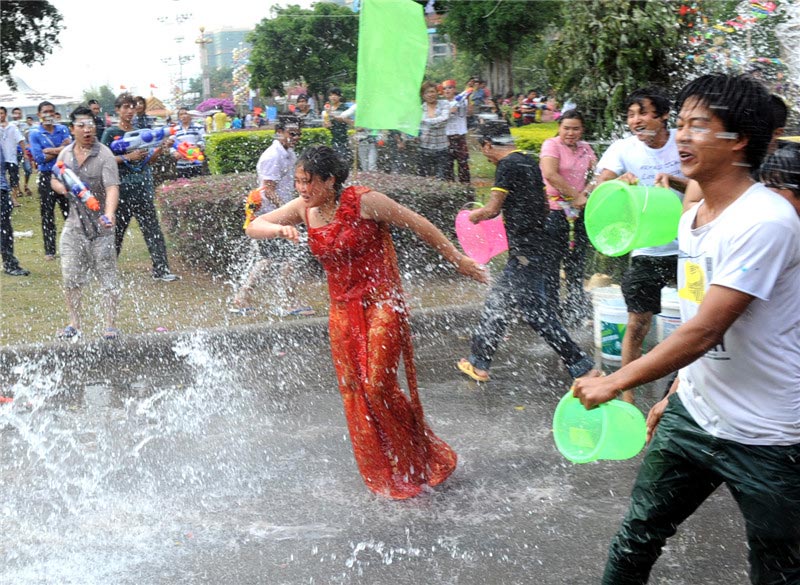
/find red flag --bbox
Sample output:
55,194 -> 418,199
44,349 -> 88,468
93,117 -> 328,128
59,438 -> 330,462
119,85 -> 127,90
150,83 -> 157,89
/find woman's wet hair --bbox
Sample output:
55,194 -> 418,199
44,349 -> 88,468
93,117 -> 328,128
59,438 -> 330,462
559,109 -> 585,125
676,73 -> 773,170
759,143 -> 800,199
296,145 -> 349,196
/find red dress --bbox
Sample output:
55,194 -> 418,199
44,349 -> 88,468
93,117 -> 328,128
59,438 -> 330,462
307,186 -> 457,499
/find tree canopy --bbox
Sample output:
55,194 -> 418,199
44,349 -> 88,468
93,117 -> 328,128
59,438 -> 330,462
247,3 -> 358,100
0,1 -> 63,90
438,0 -> 561,96
82,86 -> 117,114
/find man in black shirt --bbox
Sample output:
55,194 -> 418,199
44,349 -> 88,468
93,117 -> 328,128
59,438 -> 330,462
457,122 -> 597,382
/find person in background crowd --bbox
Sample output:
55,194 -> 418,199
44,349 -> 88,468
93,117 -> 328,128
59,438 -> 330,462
28,100 -> 72,260
1,138 -> 30,276
323,87 -> 353,165
0,106 -> 26,208
134,96 -> 150,129
171,107 -> 205,179
417,81 -> 449,180
10,107 -> 34,197
88,99 -> 106,140
760,142 -> 800,216
442,80 -> 471,184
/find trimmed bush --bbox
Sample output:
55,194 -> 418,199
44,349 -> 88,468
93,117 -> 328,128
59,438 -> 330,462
157,171 -> 475,278
511,122 -> 559,153
204,128 -> 331,175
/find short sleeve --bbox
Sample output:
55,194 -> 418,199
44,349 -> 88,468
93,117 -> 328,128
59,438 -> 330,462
596,140 -> 625,176
539,138 -> 560,160
257,151 -> 281,183
493,158 -> 515,193
100,147 -> 121,186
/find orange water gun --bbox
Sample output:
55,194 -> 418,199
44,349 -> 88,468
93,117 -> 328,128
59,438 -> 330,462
243,187 -> 262,229
53,161 -> 101,211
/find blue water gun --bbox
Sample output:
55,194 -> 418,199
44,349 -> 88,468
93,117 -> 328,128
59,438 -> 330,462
110,126 -> 176,155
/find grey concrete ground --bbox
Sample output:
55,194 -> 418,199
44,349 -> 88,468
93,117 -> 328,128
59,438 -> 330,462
1,306 -> 748,585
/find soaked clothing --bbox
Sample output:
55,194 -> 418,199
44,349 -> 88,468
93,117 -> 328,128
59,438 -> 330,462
306,185 -> 457,499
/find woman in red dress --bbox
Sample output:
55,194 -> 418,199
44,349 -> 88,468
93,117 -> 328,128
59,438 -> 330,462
246,146 -> 487,499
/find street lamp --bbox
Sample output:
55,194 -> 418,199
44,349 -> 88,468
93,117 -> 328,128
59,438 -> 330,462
196,26 -> 213,100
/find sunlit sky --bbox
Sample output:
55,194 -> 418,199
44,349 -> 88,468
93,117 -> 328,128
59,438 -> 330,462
11,0 -> 314,101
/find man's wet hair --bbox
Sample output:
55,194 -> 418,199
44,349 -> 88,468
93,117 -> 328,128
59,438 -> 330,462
476,120 -> 515,146
296,145 -> 349,197
70,106 -> 93,122
625,87 -> 671,122
275,115 -> 302,132
760,143 -> 800,199
771,94 -> 788,130
114,92 -> 136,109
676,73 -> 773,170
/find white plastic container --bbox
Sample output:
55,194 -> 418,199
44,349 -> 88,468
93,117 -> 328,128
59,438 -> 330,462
591,285 -> 626,353
599,304 -> 628,361
656,287 -> 681,343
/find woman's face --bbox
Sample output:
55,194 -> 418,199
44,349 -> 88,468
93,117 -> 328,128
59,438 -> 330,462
558,117 -> 584,147
423,87 -> 438,104
295,167 -> 335,208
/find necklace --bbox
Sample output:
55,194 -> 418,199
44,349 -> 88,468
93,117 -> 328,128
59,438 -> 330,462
317,202 -> 338,224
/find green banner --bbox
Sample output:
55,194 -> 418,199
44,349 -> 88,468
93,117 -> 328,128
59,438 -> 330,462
355,0 -> 428,136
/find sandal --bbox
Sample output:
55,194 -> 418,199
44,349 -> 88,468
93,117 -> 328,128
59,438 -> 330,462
103,327 -> 120,340
457,358 -> 490,382
57,325 -> 82,342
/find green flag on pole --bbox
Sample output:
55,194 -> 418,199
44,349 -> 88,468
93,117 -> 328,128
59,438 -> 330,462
355,0 -> 428,136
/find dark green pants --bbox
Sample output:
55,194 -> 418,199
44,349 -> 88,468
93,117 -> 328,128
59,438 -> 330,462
602,394 -> 800,585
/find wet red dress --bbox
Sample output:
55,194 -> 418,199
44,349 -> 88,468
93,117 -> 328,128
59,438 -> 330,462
307,186 -> 457,499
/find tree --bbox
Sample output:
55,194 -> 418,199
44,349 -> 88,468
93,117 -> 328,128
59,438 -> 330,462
82,85 -> 117,114
438,0 -> 562,97
1,1 -> 63,90
247,3 -> 358,101
187,67 -> 235,102
545,0 -> 696,139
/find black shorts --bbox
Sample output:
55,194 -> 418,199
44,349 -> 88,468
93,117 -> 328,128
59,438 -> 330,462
621,255 -> 677,314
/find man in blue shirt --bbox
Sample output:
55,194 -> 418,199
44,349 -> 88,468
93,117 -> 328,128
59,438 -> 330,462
1,145 -> 30,276
28,100 -> 72,260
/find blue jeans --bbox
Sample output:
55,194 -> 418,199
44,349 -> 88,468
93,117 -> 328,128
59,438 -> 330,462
603,394 -> 800,585
469,254 -> 595,377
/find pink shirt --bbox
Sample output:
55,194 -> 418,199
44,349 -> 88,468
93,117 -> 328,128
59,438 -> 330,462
540,137 -> 596,210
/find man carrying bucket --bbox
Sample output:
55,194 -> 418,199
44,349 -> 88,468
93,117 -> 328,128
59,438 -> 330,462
592,87 -> 687,403
573,74 -> 800,585
457,121 -> 597,383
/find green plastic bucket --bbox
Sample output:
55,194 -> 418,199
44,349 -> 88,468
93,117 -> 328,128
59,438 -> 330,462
552,391 -> 646,464
585,180 -> 682,257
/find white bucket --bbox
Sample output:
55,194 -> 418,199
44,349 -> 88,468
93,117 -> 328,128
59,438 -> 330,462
656,287 -> 681,343
599,305 -> 628,361
591,286 -> 626,352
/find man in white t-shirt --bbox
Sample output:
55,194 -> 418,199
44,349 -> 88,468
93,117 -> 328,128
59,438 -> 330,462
231,116 -> 314,316
593,87 -> 688,402
442,80 -> 471,184
573,73 -> 800,585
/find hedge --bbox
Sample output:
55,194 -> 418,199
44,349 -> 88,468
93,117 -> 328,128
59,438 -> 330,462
510,122 -> 559,153
204,128 -> 331,175
157,171 -> 475,278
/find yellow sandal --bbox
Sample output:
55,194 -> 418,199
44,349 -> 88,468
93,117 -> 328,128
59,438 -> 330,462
457,358 -> 490,382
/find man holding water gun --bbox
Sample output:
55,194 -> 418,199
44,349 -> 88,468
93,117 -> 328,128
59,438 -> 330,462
171,107 -> 205,179
101,93 -> 180,282
50,107 -> 120,341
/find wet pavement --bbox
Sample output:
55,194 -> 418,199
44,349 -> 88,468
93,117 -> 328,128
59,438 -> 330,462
0,306 -> 748,584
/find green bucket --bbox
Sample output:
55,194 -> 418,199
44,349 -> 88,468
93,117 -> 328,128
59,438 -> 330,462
552,391 -> 646,464
585,180 -> 682,257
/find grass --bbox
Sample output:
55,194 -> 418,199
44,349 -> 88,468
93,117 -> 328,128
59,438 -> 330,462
0,167 -> 495,347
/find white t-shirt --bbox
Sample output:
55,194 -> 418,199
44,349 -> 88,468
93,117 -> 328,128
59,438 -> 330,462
596,129 -> 684,256
676,183 -> 800,445
256,139 -> 296,213
445,99 -> 468,136
0,122 -> 24,160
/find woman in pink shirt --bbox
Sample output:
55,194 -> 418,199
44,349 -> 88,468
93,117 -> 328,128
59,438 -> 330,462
539,110 -> 597,325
